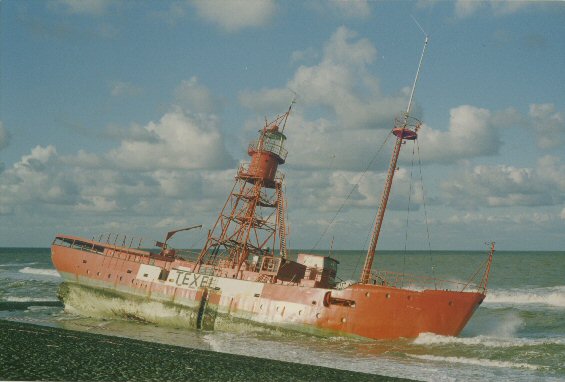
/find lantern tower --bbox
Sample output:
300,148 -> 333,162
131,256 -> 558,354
196,106 -> 292,278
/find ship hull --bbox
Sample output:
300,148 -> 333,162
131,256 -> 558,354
51,243 -> 484,340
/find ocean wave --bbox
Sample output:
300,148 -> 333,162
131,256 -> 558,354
4,296 -> 60,303
0,262 -> 38,267
413,332 -> 565,348
18,267 -> 60,278
484,286 -> 565,308
409,354 -> 541,371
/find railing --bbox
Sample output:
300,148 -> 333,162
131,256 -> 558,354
237,163 -> 285,182
367,269 -> 484,293
394,113 -> 422,131
93,232 -> 146,249
248,139 -> 288,161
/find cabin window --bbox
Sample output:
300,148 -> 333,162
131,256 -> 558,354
82,260 -> 87,264
96,272 -> 101,276
126,270 -> 132,273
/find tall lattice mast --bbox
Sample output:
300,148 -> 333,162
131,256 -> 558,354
196,106 -> 292,278
360,36 -> 429,284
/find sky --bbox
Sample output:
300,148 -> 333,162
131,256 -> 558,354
0,0 -> 564,251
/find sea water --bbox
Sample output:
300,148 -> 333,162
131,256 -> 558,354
1,247 -> 564,381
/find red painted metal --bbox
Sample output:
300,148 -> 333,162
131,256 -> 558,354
51,233 -> 488,339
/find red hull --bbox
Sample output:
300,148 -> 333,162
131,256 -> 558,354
51,237 -> 485,340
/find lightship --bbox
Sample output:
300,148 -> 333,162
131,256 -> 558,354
51,36 -> 494,339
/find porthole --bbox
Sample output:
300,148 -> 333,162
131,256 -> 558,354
448,301 -> 453,306
298,310 -> 302,316
312,300 -> 317,305
407,295 -> 412,300
316,313 -> 321,319
385,293 -> 391,299
365,292 -> 370,297
341,317 -> 347,323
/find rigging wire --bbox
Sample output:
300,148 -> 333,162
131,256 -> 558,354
416,138 -> 436,287
310,130 -> 394,251
402,141 -> 417,287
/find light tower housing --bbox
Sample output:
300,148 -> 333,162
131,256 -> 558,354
245,126 -> 287,188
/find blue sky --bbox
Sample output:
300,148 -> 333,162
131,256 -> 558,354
1,0 -> 564,250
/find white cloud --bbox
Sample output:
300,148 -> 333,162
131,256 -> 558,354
0,145 -> 80,207
191,0 -> 276,31
454,0 -> 484,18
241,26 -> 406,129
528,103 -> 565,149
76,196 -> 119,213
418,105 -> 501,163
108,107 -> 234,171
175,77 -> 223,114
454,0 -> 541,19
441,155 -> 565,208
490,1 -> 531,15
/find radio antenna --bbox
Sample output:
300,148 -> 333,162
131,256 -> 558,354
406,17 -> 429,117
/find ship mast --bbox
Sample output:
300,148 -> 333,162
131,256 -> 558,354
360,36 -> 429,284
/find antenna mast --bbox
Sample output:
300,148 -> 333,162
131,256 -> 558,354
360,35 -> 429,284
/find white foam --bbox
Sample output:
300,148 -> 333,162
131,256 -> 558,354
4,296 -> 60,302
0,262 -> 38,267
18,267 -> 60,278
414,332 -> 565,348
410,354 -> 541,371
485,286 -> 565,308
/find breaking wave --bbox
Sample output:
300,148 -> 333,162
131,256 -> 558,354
414,332 -> 565,348
0,262 -> 38,267
409,354 -> 542,371
18,267 -> 60,278
484,286 -> 565,308
4,296 -> 59,303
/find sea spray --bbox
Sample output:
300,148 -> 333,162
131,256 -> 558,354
485,286 -> 565,308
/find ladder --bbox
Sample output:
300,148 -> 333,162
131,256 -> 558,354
276,182 -> 287,259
